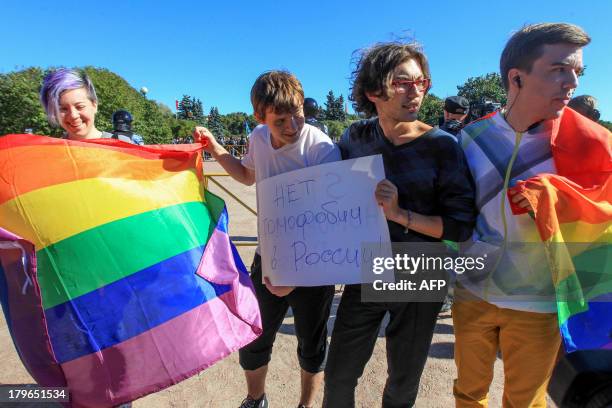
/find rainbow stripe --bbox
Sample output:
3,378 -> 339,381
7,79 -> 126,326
0,134 -> 262,406
511,109 -> 612,352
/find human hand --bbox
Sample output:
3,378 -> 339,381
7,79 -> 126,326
508,186 -> 534,213
263,276 -> 295,297
375,179 -> 402,222
192,126 -> 215,151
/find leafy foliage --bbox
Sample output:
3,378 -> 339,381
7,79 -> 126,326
324,90 -> 346,121
221,112 -> 257,137
457,72 -> 507,105
0,67 -> 179,144
321,119 -> 354,141
418,94 -> 444,126
177,95 -> 205,124
207,107 -> 225,139
84,67 -> 173,143
0,68 -> 54,136
177,95 -> 193,120
192,98 -> 205,124
2,67 -> 607,147
599,120 -> 612,132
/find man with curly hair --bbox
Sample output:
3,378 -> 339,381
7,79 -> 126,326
323,42 -> 476,408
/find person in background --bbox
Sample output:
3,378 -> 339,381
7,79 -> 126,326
304,97 -> 329,135
112,110 -> 145,145
440,96 -> 470,136
568,94 -> 601,122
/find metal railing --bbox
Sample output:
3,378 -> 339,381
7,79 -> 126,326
203,172 -> 258,246
203,144 -> 248,160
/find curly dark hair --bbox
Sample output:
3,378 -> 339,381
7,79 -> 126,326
350,42 -> 431,118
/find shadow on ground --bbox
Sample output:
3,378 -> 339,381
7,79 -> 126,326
428,342 -> 454,359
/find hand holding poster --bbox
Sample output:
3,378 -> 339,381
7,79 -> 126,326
257,154 -> 393,285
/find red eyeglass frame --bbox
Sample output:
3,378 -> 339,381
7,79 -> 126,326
391,78 -> 431,92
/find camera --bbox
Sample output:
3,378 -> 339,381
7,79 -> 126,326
468,99 -> 501,122
441,119 -> 465,135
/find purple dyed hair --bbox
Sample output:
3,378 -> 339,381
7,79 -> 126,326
40,68 -> 98,126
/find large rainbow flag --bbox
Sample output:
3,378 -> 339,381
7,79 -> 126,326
509,109 -> 611,352
0,134 -> 262,407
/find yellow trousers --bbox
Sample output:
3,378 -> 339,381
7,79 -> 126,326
452,292 -> 561,408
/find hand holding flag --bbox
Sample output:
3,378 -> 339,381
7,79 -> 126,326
193,126 -> 214,149
0,134 -> 262,407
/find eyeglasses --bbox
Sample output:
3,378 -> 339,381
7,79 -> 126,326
391,78 -> 430,93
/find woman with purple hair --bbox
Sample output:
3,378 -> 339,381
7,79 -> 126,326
39,68 -> 132,408
40,68 -> 113,140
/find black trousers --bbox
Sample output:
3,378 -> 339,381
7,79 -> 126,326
239,254 -> 335,373
323,284 -> 442,408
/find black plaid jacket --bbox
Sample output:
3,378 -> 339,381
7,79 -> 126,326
338,119 -> 476,243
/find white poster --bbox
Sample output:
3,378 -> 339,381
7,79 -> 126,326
257,155 -> 393,286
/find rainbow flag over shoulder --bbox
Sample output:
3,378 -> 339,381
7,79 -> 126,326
510,108 -> 612,352
0,134 -> 262,407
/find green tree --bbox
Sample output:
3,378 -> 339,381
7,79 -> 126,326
418,94 -> 444,126
83,67 -> 147,133
324,90 -> 348,121
169,116 -> 198,141
207,107 -> 225,139
324,90 -> 338,120
323,120 -> 344,140
247,114 -> 258,133
139,99 -> 173,144
336,94 -> 347,122
84,67 -> 176,143
157,102 -> 173,116
457,72 -> 507,105
176,95 -> 206,124
0,66 -> 188,144
0,67 -> 54,136
177,95 -> 194,120
222,112 -> 254,136
192,98 -> 205,124
321,119 -> 355,141
599,120 -> 612,132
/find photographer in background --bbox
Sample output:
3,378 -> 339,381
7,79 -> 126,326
440,96 -> 470,136
468,99 -> 502,122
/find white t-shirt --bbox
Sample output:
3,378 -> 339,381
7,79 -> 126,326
241,123 -> 341,254
242,123 -> 340,183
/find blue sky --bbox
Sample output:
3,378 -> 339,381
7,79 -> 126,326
2,0 -> 610,120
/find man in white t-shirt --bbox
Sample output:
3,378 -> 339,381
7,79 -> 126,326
194,70 -> 340,408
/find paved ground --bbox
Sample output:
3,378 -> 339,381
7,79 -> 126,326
0,161 -> 557,407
